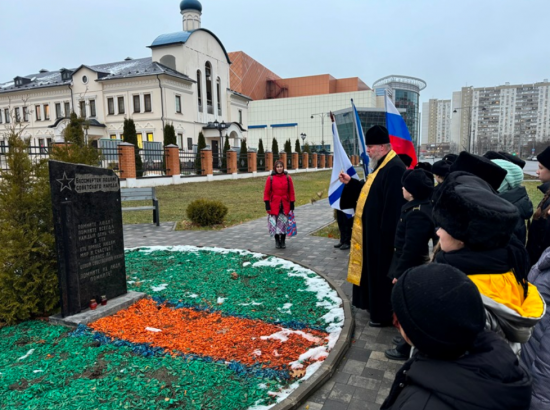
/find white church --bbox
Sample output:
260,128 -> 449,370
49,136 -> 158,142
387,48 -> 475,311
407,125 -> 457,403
0,0 -> 250,155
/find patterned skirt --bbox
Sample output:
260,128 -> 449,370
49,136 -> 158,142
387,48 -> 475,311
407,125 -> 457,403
267,212 -> 289,236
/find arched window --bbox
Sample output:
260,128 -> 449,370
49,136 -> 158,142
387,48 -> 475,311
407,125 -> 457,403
205,62 -> 213,114
216,77 -> 222,115
197,70 -> 202,112
160,55 -> 176,70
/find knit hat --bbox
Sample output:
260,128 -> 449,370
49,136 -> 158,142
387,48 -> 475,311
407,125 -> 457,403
432,160 -> 451,177
414,162 -> 433,173
365,125 -> 390,145
499,152 -> 526,169
491,159 -> 524,193
402,169 -> 434,200
392,263 -> 485,359
449,151 -> 507,191
432,171 -> 519,251
398,154 -> 413,168
537,146 -> 550,170
443,153 -> 458,163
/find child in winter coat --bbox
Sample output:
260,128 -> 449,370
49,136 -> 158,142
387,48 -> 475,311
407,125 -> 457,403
386,169 -> 438,361
382,264 -> 532,410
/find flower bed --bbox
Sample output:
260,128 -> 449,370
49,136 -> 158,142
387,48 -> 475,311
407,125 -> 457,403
0,247 -> 344,410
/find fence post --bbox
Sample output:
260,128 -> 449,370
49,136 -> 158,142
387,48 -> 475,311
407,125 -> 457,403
201,149 -> 213,176
327,154 -> 333,168
118,142 -> 136,180
164,144 -> 180,176
302,152 -> 309,169
291,152 -> 299,170
319,154 -> 326,169
279,152 -> 287,168
248,151 -> 257,173
227,149 -> 238,175
311,153 -> 318,169
266,152 -> 273,172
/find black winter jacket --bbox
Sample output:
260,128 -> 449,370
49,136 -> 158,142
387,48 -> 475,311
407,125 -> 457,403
499,185 -> 533,245
381,331 -> 532,410
388,198 -> 437,280
527,181 -> 550,267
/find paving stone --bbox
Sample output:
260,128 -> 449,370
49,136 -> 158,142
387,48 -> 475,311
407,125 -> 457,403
328,383 -> 356,404
348,374 -> 382,391
347,398 -> 381,410
297,402 -> 323,410
342,359 -> 367,375
320,399 -> 349,410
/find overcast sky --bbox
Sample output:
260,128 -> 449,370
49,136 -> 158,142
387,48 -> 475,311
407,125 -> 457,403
1,0 -> 548,110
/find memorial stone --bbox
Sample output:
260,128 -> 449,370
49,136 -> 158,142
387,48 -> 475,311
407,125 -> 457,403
49,160 -> 127,317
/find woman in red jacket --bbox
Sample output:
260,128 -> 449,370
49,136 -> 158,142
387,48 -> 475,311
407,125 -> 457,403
264,160 -> 296,249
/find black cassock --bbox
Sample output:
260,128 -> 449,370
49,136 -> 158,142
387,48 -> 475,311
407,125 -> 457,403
341,154 -> 406,323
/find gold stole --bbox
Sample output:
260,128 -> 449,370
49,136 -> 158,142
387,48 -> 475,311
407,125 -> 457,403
347,150 -> 397,286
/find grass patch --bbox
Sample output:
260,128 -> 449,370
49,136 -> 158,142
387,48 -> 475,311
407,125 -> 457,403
122,171 -> 333,230
524,180 -> 543,206
312,221 -> 340,240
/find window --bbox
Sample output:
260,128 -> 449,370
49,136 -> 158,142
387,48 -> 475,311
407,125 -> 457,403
216,78 -> 221,115
44,104 -> 50,120
0,110 -> 2,123
23,106 -> 28,122
107,98 -> 114,115
197,70 -> 202,111
147,132 -> 154,142
5,109 -> 10,123
110,134 -> 117,140
79,101 -> 86,118
64,102 -> 70,117
133,95 -> 140,113
187,137 -> 193,151
118,97 -> 125,114
205,62 -> 213,113
89,100 -> 96,117
239,109 -> 243,124
55,103 -> 62,119
137,133 -> 143,149
175,95 -> 181,113
177,133 -> 183,148
15,107 -> 20,122
0,140 -> 6,153
144,94 -> 151,112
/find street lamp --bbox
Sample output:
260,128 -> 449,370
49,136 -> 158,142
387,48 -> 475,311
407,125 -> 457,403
211,119 -> 227,168
453,106 -> 486,153
311,112 -> 329,152
300,133 -> 306,150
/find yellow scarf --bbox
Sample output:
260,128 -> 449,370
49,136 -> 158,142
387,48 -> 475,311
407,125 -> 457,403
347,150 -> 397,286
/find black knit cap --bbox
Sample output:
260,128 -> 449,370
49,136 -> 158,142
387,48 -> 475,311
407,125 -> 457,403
402,169 -> 434,200
365,125 -> 390,145
537,146 -> 550,170
499,152 -> 526,169
414,162 -> 432,173
398,154 -> 412,168
449,151 -> 507,191
432,160 -> 451,177
432,171 -> 519,251
392,263 -> 486,359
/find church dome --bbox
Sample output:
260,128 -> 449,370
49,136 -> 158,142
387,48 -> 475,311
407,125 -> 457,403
179,0 -> 202,12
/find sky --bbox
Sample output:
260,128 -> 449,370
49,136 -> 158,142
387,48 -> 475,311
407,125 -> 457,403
1,0 -> 549,112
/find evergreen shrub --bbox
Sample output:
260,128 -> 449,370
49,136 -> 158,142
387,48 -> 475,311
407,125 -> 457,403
186,199 -> 228,226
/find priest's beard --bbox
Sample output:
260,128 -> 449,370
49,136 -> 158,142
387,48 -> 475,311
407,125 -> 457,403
369,156 -> 379,170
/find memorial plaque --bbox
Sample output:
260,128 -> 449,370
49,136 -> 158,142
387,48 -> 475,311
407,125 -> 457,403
49,160 -> 127,317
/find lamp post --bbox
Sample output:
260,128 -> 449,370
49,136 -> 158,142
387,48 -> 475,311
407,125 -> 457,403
453,106 -> 486,153
300,132 -> 306,150
212,119 -> 227,168
311,112 -> 329,152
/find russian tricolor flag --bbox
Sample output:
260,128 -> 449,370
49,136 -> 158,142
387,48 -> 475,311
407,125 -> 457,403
385,94 -> 417,168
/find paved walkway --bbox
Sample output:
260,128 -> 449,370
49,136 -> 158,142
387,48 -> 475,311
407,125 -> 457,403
123,199 -> 401,410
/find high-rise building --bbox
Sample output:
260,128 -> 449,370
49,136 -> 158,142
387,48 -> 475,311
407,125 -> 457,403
421,99 -> 452,155
451,81 -> 550,156
372,75 -> 427,148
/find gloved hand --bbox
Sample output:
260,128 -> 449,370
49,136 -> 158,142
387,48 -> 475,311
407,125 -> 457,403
265,201 -> 271,211
290,202 -> 295,211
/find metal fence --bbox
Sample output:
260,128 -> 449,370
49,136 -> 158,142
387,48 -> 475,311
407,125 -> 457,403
298,156 -> 304,169
136,142 -> 166,177
179,150 -> 198,176
0,145 -> 52,173
237,154 -> 248,173
286,154 -> 292,170
257,153 -> 266,172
